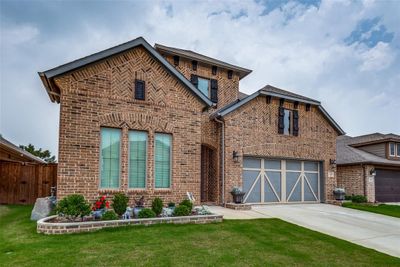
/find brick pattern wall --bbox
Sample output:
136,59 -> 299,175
337,164 -> 376,202
54,46 -> 205,206
223,96 -> 339,202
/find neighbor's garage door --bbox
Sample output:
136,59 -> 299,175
242,157 -> 320,203
375,169 -> 400,202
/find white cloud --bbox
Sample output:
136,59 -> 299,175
358,42 -> 395,71
1,24 -> 39,45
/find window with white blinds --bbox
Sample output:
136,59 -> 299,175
100,128 -> 121,188
128,131 -> 147,188
155,133 -> 172,188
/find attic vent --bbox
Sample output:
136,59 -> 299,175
192,60 -> 198,71
212,66 -> 217,75
227,70 -> 233,79
266,95 -> 272,104
306,104 -> 311,111
173,55 -> 180,66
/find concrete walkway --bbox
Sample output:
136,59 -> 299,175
209,204 -> 400,257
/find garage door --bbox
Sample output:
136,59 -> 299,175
375,169 -> 400,202
242,157 -> 320,203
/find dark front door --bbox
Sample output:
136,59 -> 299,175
201,145 -> 218,203
375,169 -> 400,202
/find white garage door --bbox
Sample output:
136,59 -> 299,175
242,157 -> 320,203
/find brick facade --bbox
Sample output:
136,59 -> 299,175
51,42 -> 340,206
337,164 -> 375,202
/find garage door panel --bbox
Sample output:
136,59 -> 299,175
375,169 -> 400,202
242,158 -> 320,203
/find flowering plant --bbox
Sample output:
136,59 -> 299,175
92,195 -> 110,211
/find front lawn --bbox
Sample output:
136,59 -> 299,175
342,202 -> 400,218
1,205 -> 399,266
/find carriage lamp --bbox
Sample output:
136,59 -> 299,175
370,168 -> 376,176
329,159 -> 336,166
233,151 -> 240,163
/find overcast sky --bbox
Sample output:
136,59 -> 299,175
1,0 -> 399,158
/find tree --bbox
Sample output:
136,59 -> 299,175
19,143 -> 56,163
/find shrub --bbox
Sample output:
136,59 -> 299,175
138,208 -> 156,218
101,210 -> 118,220
168,202 -> 175,208
179,199 -> 193,212
112,193 -> 129,216
151,197 -> 163,216
352,195 -> 367,203
173,205 -> 191,216
55,194 -> 91,221
344,195 -> 353,201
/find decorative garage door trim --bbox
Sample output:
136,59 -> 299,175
242,158 -> 320,203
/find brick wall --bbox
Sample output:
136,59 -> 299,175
223,96 -> 339,202
54,46 -> 205,206
337,164 -> 375,202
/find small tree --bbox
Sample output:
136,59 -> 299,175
112,193 -> 129,216
151,197 -> 163,216
19,143 -> 56,163
55,194 -> 91,222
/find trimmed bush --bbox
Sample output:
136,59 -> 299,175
112,193 -> 129,216
168,202 -> 175,208
55,194 -> 91,221
179,199 -> 193,212
152,197 -> 163,216
173,205 -> 190,216
344,195 -> 353,201
138,208 -> 156,218
352,195 -> 368,203
101,210 -> 118,220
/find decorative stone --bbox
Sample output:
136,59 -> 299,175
31,197 -> 55,221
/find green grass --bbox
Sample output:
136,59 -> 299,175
0,205 -> 399,267
342,202 -> 400,218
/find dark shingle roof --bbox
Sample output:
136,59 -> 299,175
260,85 -> 320,104
39,37 -> 213,106
154,43 -> 252,79
337,134 -> 400,166
0,135 -> 46,164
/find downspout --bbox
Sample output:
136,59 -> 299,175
214,116 -> 225,206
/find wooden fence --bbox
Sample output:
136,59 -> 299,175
0,162 -> 57,205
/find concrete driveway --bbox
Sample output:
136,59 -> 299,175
251,204 -> 400,258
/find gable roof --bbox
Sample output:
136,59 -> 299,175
0,135 -> 46,164
344,132 -> 400,147
337,135 -> 400,166
38,37 -> 213,106
211,85 -> 344,135
154,43 -> 252,80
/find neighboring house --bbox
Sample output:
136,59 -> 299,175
0,135 -> 45,164
337,133 -> 400,202
38,37 -> 344,205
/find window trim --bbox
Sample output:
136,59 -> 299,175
283,108 -> 294,136
396,143 -> 400,157
99,127 -> 122,189
389,142 -> 396,157
154,132 -> 173,189
128,130 -> 148,189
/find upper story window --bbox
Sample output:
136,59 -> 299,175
197,77 -> 210,97
389,142 -> 400,158
190,75 -> 218,103
278,106 -> 299,136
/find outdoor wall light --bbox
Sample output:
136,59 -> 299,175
233,151 -> 240,163
370,168 -> 376,176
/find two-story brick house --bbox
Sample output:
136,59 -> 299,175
39,37 -> 344,205
337,133 -> 400,202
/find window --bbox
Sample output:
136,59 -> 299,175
100,128 -> 121,188
283,109 -> 293,135
155,133 -> 172,188
128,131 -> 147,188
389,143 -> 395,156
197,77 -> 210,97
134,80 -> 145,100
397,143 -> 400,157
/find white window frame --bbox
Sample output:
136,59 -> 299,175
154,133 -> 173,189
128,130 -> 148,189
197,77 -> 210,98
99,127 -> 122,189
283,109 -> 294,136
389,142 -> 396,157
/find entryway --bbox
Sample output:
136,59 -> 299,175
242,157 -> 321,204
201,145 -> 218,203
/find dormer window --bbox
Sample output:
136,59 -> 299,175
389,142 -> 400,158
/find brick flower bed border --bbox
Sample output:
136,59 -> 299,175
37,214 -> 223,235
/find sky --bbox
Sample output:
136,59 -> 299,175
1,0 -> 399,158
